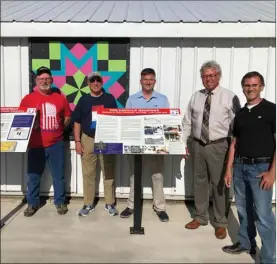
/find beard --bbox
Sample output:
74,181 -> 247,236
39,84 -> 51,90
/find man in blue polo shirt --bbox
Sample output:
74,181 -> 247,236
120,68 -> 170,222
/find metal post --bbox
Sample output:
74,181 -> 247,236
130,154 -> 144,234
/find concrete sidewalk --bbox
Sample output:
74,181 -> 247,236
1,198 -> 262,263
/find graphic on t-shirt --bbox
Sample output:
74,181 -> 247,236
41,102 -> 58,130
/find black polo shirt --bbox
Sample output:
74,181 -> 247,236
233,99 -> 276,158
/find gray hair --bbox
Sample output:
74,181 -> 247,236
200,60 -> 222,77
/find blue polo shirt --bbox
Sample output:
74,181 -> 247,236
126,90 -> 170,109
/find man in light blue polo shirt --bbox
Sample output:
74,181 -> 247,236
120,68 -> 170,222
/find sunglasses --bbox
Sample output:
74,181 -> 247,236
89,77 -> 102,83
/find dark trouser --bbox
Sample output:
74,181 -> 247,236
27,141 -> 66,207
233,161 -> 276,264
192,139 -> 228,227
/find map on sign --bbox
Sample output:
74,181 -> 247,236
94,108 -> 186,155
0,107 -> 36,152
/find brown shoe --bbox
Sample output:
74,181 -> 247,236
215,227 -> 227,239
185,220 -> 203,229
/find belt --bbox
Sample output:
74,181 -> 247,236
193,137 -> 229,147
236,156 -> 272,165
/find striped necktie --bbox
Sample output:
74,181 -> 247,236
200,92 -> 212,144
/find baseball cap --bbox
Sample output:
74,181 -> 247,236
87,71 -> 102,82
36,66 -> 52,76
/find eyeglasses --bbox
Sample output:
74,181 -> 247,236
201,74 -> 218,79
141,78 -> 156,82
242,84 -> 261,89
38,77 -> 52,82
89,77 -> 102,83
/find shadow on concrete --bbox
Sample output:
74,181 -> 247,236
0,197 -> 27,230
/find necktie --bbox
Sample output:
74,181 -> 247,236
200,92 -> 212,144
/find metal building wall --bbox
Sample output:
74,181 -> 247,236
1,37 -> 276,200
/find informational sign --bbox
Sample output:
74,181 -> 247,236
94,108 -> 186,155
0,107 -> 36,152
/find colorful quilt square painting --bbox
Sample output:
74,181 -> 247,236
30,39 -> 130,110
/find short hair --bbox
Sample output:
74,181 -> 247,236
141,68 -> 156,77
241,71 -> 265,86
200,60 -> 222,76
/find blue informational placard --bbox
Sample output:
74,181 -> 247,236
11,115 -> 34,127
94,142 -> 123,154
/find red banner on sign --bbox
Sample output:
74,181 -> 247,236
0,107 -> 29,113
97,108 -> 180,116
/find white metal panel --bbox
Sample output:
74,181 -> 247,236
2,38 -> 23,105
0,37 -> 276,202
1,38 -> 29,194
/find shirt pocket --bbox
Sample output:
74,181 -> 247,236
191,107 -> 201,120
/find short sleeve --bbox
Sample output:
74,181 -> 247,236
270,104 -> 276,134
163,96 -> 170,108
232,115 -> 238,137
125,98 -> 131,108
19,95 -> 30,107
110,96 -> 118,109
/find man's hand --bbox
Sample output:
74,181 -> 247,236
183,147 -> 190,160
257,171 -> 276,190
75,142 -> 84,156
224,170 -> 232,188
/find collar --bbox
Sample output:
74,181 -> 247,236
244,98 -> 264,108
137,90 -> 157,99
204,85 -> 220,95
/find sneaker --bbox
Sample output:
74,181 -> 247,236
222,242 -> 256,255
105,204 -> 119,216
24,205 -> 39,217
153,206 -> 169,222
78,205 -> 95,216
120,207 -> 134,218
56,204 -> 68,215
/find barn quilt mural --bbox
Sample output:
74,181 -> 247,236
29,39 -> 130,110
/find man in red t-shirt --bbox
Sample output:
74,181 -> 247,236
20,66 -> 71,217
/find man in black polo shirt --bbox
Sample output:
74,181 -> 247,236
72,72 -> 119,217
222,71 -> 276,264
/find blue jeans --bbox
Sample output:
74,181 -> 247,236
27,141 -> 66,207
233,160 -> 276,264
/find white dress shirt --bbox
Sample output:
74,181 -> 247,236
182,86 -> 241,146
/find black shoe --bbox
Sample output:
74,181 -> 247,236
120,207 -> 133,218
24,205 -> 38,217
56,204 -> 68,215
222,242 -> 256,255
153,207 -> 169,222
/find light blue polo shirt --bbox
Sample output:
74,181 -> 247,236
126,90 -> 170,109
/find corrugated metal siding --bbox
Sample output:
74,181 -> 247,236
1,1 -> 275,23
0,37 -> 276,200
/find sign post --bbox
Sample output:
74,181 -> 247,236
94,108 -> 186,234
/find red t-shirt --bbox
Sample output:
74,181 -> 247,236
20,91 -> 71,148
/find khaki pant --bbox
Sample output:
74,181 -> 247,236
127,155 -> 166,211
81,133 -> 115,205
192,139 -> 229,227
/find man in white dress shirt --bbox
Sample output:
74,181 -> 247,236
182,60 -> 241,239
